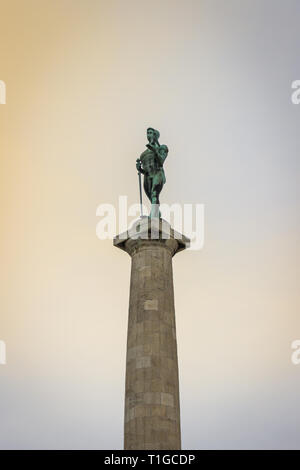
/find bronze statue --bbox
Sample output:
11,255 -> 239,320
136,128 -> 168,218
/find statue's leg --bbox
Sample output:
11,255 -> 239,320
143,176 -> 152,204
150,174 -> 163,218
151,184 -> 163,204
151,172 -> 164,205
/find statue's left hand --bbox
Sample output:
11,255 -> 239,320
136,159 -> 142,171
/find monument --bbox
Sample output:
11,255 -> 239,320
114,128 -> 190,450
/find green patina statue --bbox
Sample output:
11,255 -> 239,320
136,128 -> 168,218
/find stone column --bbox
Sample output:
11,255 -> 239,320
114,218 -> 189,450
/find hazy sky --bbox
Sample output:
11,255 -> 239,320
0,0 -> 299,449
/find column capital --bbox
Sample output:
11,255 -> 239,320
113,217 -> 190,257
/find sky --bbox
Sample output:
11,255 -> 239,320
0,0 -> 299,449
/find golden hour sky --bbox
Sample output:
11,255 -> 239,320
0,0 -> 300,449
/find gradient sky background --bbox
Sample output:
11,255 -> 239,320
0,0 -> 299,449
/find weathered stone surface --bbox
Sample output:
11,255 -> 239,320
114,218 -> 190,450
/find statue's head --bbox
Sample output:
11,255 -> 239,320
147,127 -> 160,145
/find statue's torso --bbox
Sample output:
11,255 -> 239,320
140,149 -> 161,177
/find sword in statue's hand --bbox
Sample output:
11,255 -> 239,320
136,159 -> 143,217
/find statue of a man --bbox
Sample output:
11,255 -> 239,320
136,128 -> 168,218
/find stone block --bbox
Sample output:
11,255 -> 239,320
136,356 -> 151,369
161,392 -> 174,407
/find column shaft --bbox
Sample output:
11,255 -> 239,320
124,240 -> 181,450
